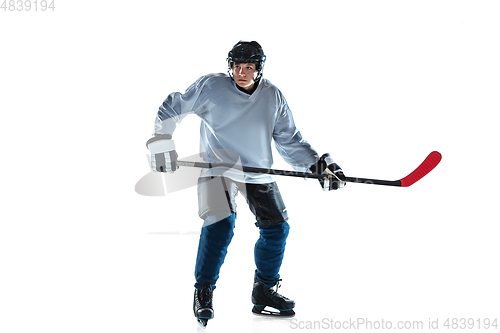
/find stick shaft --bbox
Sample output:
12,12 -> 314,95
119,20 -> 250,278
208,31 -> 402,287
176,161 -> 400,186
176,161 -> 320,178
177,151 -> 441,187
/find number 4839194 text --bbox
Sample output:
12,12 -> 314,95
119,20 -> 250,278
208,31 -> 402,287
1,0 -> 55,11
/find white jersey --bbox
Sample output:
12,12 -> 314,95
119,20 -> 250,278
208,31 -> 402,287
153,73 -> 319,183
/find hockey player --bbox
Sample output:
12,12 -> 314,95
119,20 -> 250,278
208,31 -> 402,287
147,41 -> 346,328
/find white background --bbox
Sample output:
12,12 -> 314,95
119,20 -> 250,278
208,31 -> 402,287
1,1 -> 499,332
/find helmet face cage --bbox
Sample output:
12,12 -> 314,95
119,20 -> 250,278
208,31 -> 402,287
227,41 -> 266,81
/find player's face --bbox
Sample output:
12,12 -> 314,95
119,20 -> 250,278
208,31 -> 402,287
232,63 -> 258,91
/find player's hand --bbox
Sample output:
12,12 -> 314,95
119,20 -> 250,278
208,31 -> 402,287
147,135 -> 178,173
309,153 -> 346,191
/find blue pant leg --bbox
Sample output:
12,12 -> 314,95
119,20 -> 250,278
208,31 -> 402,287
194,213 -> 236,290
254,221 -> 290,288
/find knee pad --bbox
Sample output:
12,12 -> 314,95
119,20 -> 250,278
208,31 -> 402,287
203,213 -> 236,233
258,221 -> 290,242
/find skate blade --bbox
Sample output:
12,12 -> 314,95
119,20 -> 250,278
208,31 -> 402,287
195,310 -> 213,329
252,305 -> 295,317
197,318 -> 208,328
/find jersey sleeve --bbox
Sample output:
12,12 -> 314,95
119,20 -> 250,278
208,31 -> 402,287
272,91 -> 319,172
153,75 -> 211,136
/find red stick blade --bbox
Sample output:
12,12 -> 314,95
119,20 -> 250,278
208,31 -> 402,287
399,151 -> 442,187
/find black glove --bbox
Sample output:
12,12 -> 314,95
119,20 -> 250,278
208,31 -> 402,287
309,153 -> 346,191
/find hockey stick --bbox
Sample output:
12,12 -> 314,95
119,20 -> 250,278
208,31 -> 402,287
176,151 -> 442,187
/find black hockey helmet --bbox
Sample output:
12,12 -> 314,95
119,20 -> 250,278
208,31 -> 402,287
227,41 -> 266,81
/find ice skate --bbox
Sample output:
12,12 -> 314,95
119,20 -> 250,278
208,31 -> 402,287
251,278 -> 295,317
193,283 -> 214,328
